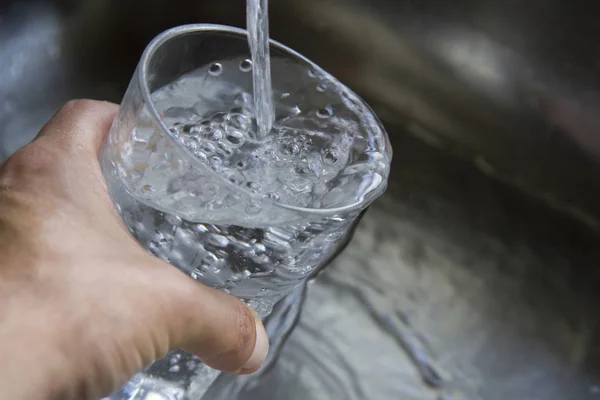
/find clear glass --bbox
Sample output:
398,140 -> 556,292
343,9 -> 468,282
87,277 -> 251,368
99,24 -> 391,399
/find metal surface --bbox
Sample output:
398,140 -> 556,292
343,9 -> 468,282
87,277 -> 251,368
3,0 -> 600,398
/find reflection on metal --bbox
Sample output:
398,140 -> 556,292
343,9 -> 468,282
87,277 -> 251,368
3,1 -> 600,399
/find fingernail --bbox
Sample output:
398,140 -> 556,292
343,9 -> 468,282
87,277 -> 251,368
240,313 -> 269,373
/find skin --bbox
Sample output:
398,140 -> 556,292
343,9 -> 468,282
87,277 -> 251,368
0,100 -> 268,400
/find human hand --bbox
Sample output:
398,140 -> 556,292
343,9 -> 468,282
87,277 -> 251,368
0,100 -> 268,400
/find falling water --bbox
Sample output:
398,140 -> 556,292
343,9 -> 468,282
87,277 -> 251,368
247,0 -> 274,139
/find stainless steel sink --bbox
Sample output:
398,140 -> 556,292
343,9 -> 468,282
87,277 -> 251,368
3,1 -> 600,399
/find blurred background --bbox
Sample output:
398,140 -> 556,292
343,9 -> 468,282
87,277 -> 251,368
3,0 -> 600,398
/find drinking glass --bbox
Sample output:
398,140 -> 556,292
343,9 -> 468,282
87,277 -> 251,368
99,24 -> 391,399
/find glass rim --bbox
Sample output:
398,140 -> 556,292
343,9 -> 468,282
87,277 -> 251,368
139,23 -> 389,216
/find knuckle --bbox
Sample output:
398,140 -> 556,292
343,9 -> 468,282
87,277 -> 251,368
61,99 -> 97,114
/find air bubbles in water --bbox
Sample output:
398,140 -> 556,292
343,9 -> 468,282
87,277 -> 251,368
240,59 -> 253,72
225,130 -> 245,148
322,149 -> 338,164
308,68 -> 317,78
246,202 -> 262,215
317,106 -> 333,119
208,62 -> 223,76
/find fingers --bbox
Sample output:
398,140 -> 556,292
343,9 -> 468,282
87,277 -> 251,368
152,264 -> 269,374
36,99 -> 119,156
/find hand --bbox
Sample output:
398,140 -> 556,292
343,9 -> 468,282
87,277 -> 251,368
0,100 -> 269,400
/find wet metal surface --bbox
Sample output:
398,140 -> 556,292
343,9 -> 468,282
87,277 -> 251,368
3,1 -> 600,399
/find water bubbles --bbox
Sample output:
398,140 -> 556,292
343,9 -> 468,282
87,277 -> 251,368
193,224 -> 209,234
281,142 -> 300,156
322,149 -> 338,164
294,165 -> 310,176
208,62 -> 223,76
307,68 -> 317,78
246,202 -> 262,215
229,113 -> 251,131
307,152 -> 323,176
267,192 -> 280,201
205,128 -> 223,142
289,177 -> 312,193
182,124 -> 201,135
198,142 -> 216,156
199,253 -> 222,273
170,353 -> 182,364
211,112 -> 227,124
207,234 -> 229,248
216,142 -> 234,157
225,130 -> 245,148
129,168 -> 144,183
316,84 -> 326,92
169,365 -> 180,373
316,106 -> 333,119
239,59 -> 252,72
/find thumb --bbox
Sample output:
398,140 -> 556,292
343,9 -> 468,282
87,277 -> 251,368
147,259 -> 269,374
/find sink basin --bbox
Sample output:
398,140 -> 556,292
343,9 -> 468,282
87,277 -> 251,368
3,1 -> 600,399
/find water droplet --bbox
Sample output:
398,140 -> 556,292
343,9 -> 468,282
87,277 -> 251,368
170,353 -> 182,364
129,169 -> 143,183
239,59 -> 252,72
208,63 -> 223,76
199,142 -> 216,156
194,224 -> 209,233
246,203 -> 261,215
182,124 -> 201,135
261,288 -> 267,292
281,142 -> 300,156
308,68 -> 317,78
316,84 -> 326,92
169,365 -> 180,373
316,106 -> 333,119
217,143 -> 234,157
255,243 -> 267,253
207,234 -> 229,248
294,165 -> 309,176
186,360 -> 198,371
322,149 -> 338,164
